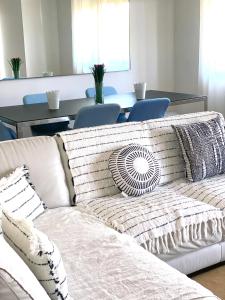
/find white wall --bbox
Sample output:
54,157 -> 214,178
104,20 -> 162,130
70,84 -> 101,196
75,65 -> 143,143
41,0 -> 60,75
56,0 -> 73,75
173,0 -> 207,114
0,0 -> 175,107
174,0 -> 200,94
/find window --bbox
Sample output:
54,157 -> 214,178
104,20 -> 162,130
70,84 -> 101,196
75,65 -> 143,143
71,0 -> 130,74
199,0 -> 225,115
200,0 -> 225,79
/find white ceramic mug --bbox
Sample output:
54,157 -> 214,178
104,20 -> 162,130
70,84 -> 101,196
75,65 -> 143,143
134,82 -> 147,100
46,90 -> 60,110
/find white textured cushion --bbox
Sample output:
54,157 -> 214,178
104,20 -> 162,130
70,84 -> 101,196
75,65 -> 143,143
166,174 -> 225,212
109,144 -> 160,196
2,210 -> 69,300
0,136 -> 70,208
0,236 -> 50,300
0,166 -> 45,233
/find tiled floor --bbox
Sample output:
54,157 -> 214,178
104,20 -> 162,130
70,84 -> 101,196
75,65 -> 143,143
191,265 -> 225,299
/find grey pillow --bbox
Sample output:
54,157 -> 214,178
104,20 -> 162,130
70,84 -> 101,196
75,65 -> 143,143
109,144 -> 160,196
173,116 -> 225,181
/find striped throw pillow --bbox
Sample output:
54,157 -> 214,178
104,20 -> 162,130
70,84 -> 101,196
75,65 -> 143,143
0,236 -> 50,300
109,144 -> 160,196
0,166 -> 46,234
2,210 -> 69,300
173,116 -> 225,181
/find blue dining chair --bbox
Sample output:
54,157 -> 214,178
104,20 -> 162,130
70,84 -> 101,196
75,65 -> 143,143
23,93 -> 48,104
23,93 -> 69,136
0,122 -> 16,141
85,86 -> 126,123
127,98 -> 171,122
74,104 -> 121,129
85,86 -> 117,98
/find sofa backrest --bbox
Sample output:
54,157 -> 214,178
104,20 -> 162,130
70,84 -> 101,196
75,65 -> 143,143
56,121 -> 151,203
57,111 -> 223,205
0,136 -> 70,208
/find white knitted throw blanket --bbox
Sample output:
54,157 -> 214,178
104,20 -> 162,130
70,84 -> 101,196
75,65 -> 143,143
80,188 -> 225,254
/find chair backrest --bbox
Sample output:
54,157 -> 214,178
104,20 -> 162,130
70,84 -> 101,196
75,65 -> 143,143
127,98 -> 171,122
74,104 -> 121,129
0,122 -> 15,141
85,86 -> 117,98
23,93 -> 47,105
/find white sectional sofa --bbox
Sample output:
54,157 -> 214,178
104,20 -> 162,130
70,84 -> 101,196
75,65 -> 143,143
0,111 -> 224,299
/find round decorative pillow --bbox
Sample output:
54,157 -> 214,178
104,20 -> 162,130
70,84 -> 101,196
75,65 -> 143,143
109,144 -> 160,197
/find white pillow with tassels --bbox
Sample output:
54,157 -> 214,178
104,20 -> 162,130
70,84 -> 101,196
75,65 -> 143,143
0,166 -> 46,234
1,210 -> 70,300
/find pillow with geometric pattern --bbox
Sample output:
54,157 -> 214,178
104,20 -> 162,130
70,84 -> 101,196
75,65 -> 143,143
172,116 -> 225,181
109,144 -> 160,196
0,166 -> 46,234
0,236 -> 50,300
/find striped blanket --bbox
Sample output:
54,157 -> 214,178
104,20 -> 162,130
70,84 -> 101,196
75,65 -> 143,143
167,175 -> 225,212
79,188 -> 225,254
57,111 -> 222,204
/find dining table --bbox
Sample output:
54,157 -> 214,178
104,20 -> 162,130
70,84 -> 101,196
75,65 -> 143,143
0,90 -> 208,138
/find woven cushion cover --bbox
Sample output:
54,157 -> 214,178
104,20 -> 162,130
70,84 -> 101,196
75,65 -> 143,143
173,116 -> 225,181
109,144 -> 160,196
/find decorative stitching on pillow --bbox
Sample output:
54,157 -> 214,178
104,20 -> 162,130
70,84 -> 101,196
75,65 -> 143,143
2,210 -> 69,300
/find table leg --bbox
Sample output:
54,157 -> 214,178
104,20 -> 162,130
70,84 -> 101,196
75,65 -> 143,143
16,123 -> 33,139
203,97 -> 208,111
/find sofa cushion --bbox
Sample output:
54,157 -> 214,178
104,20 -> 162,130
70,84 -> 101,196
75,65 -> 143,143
0,236 -> 50,300
2,210 -> 69,300
166,175 -> 225,212
173,116 -> 225,181
109,144 -> 160,196
0,166 -> 45,234
77,188 -> 224,255
0,136 -> 70,208
144,111 -> 223,185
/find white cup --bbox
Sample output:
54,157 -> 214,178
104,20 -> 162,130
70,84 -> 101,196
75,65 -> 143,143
46,90 -> 60,110
134,82 -> 147,100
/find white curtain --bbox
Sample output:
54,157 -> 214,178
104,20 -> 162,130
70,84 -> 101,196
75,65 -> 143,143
0,19 -> 6,79
199,0 -> 225,115
71,0 -> 129,74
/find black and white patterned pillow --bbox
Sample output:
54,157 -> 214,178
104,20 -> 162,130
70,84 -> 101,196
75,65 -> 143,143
0,236 -> 50,300
2,210 -> 69,300
173,116 -> 225,181
109,144 -> 160,196
0,166 -> 46,234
